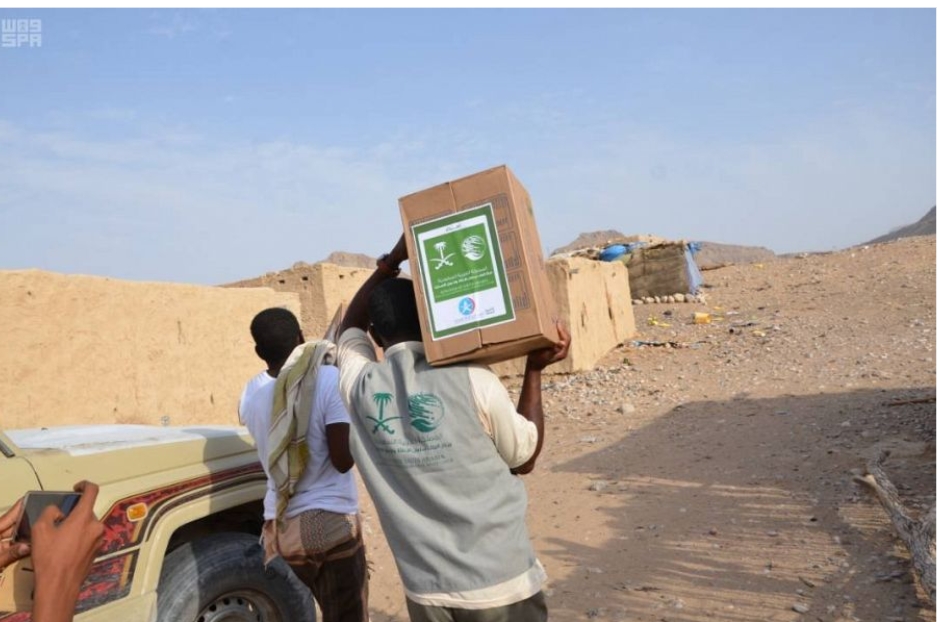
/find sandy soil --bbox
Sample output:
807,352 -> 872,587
359,235 -> 936,622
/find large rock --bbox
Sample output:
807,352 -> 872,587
492,257 -> 636,376
321,252 -> 376,269
226,263 -> 372,340
0,270 -> 299,428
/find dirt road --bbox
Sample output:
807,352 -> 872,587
363,235 -> 936,622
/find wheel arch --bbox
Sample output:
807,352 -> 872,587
131,479 -> 268,596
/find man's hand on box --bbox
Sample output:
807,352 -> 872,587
388,234 -> 407,269
526,322 -> 571,372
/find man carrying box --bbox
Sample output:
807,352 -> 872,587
336,234 -> 570,621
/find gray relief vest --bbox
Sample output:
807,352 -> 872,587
348,344 -> 536,595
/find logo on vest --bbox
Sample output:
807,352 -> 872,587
369,392 -> 401,434
407,393 -> 445,432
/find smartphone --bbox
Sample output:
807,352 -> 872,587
12,491 -> 82,543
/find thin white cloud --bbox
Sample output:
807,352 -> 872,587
0,95 -> 932,285
87,107 -> 138,122
523,108 -> 935,255
147,11 -> 198,39
146,10 -> 233,41
0,119 -> 466,284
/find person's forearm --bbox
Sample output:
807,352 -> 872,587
510,323 -> 570,475
326,423 -> 354,473
340,235 -> 406,334
33,576 -> 80,622
28,481 -> 104,622
512,362 -> 545,475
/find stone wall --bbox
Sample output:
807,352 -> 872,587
225,263 -> 372,340
625,243 -> 695,299
0,270 -> 299,429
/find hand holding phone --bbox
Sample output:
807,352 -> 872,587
30,481 -> 105,622
12,491 -> 82,544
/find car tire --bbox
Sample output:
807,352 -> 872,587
156,532 -> 316,622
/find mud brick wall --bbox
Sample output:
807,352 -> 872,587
0,270 -> 299,428
226,263 -> 372,340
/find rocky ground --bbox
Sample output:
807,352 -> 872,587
359,234 -> 936,622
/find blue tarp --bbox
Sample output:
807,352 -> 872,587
599,242 -> 646,262
685,244 -> 704,294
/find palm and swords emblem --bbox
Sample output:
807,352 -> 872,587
430,241 -> 455,270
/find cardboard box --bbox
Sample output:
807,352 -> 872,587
399,165 -> 559,365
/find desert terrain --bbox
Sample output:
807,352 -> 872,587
358,234 -> 936,622
1,228 -> 933,622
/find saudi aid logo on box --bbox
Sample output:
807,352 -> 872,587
412,203 -> 514,340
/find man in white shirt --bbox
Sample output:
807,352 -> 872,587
239,307 -> 368,622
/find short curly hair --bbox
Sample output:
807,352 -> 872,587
368,278 -> 422,343
249,307 -> 302,366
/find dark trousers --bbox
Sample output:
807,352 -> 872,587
405,590 -> 548,622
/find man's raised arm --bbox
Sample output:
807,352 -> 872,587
341,234 -> 408,334
511,322 -> 571,475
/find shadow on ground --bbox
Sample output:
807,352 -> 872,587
536,387 -> 935,622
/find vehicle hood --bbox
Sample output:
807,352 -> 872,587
8,425 -> 254,457
4,425 -> 261,491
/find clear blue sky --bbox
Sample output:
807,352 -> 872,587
0,8 -> 934,285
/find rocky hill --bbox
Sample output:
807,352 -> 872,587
320,251 -> 376,269
864,206 -> 936,246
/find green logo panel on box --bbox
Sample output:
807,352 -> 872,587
412,204 -> 515,340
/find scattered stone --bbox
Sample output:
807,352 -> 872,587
792,602 -> 810,614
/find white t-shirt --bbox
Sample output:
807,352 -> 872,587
238,364 -> 358,519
